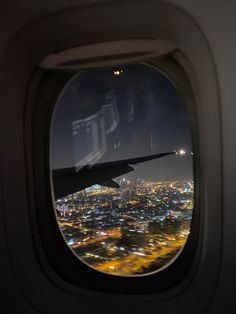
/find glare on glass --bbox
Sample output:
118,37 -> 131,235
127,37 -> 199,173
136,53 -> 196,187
50,64 -> 194,276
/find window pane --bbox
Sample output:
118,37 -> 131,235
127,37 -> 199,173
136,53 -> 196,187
50,64 -> 194,276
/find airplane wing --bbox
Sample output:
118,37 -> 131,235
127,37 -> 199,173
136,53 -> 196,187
52,151 -> 176,199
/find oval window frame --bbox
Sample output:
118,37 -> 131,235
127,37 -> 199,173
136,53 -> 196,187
30,55 -> 200,294
49,62 -> 196,278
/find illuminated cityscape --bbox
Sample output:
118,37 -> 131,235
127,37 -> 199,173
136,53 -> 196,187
55,179 -> 193,276
52,63 -> 194,276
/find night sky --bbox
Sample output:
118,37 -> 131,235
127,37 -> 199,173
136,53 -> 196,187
51,64 -> 193,181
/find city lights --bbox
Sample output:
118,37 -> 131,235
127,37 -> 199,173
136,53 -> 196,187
56,179 -> 193,276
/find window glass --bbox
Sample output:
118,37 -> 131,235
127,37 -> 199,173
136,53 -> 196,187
51,64 -> 194,276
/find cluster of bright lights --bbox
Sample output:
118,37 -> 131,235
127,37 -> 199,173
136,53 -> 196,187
176,149 -> 186,156
179,149 -> 186,155
113,70 -> 123,76
175,149 -> 194,156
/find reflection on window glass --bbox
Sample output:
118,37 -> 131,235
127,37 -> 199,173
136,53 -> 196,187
51,64 -> 194,276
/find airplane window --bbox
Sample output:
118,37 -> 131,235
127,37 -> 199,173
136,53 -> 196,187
50,64 -> 194,276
